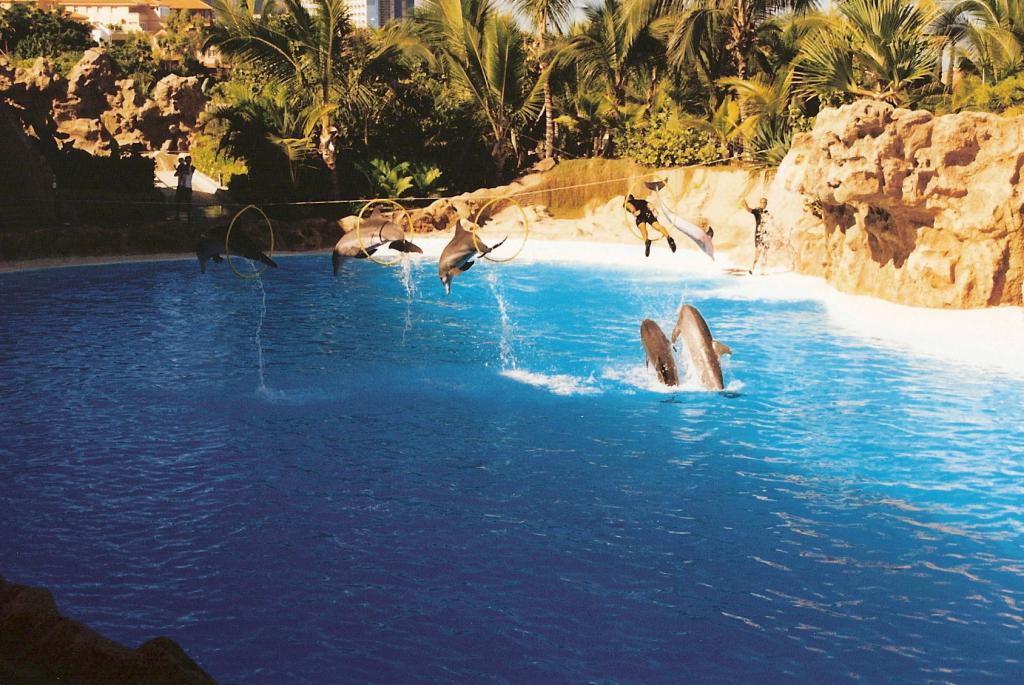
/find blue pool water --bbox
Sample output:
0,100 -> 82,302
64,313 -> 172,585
1,255 -> 1023,683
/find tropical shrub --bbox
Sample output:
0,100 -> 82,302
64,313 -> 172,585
0,5 -> 93,59
189,128 -> 248,188
158,9 -> 208,74
355,157 -> 448,198
356,158 -> 415,198
108,33 -> 160,91
951,73 -> 1024,114
617,111 -> 720,167
793,0 -> 939,105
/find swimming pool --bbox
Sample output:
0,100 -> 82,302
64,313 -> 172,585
1,255 -> 1022,683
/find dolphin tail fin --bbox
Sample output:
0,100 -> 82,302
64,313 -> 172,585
460,260 -> 475,272
261,254 -> 278,268
212,255 -> 223,263
389,239 -> 423,254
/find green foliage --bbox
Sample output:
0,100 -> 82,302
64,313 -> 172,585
355,158 -> 448,198
204,79 -> 326,199
357,158 -> 415,197
108,33 -> 159,91
950,72 -> 1024,114
12,50 -> 85,77
0,5 -> 94,58
158,9 -> 208,73
617,110 -> 721,167
409,163 -> 447,196
415,0 -> 545,175
793,0 -> 939,105
189,127 -> 249,187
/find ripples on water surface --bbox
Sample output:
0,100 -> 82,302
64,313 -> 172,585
1,255 -> 1022,683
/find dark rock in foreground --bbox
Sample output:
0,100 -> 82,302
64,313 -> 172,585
0,575 -> 216,685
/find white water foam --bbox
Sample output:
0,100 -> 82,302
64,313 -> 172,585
602,363 -> 741,395
487,270 -> 517,369
501,369 -> 602,396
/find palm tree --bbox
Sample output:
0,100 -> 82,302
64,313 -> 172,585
207,0 -> 354,195
559,0 -> 663,152
626,0 -> 818,83
206,81 -> 317,193
793,0 -> 940,105
720,68 -> 800,163
935,0 -> 1024,82
513,0 -> 576,160
414,0 -> 545,175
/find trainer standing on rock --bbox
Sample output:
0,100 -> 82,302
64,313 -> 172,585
744,196 -> 770,273
174,155 -> 195,223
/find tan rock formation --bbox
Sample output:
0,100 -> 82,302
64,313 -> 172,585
0,58 -> 65,114
0,49 -> 207,155
766,100 -> 1024,308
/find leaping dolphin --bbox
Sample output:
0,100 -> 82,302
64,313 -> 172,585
196,227 -> 277,274
640,319 -> 680,387
332,208 -> 423,275
437,220 -> 507,294
671,304 -> 726,391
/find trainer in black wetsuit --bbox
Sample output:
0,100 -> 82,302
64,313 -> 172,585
746,197 -> 770,273
625,194 -> 676,257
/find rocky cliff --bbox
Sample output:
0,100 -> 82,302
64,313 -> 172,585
0,575 -> 215,684
0,49 -> 206,155
766,100 -> 1024,308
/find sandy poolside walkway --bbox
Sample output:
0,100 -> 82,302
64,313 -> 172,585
2,231 -> 1022,380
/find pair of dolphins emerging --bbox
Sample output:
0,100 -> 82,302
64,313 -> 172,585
641,304 -> 732,390
331,209 -> 505,294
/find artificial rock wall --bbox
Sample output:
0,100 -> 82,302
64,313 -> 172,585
766,100 -> 1024,308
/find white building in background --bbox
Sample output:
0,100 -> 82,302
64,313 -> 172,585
346,0 -> 374,28
299,0 -> 378,28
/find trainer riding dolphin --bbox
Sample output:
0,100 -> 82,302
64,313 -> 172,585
640,319 -> 679,387
196,226 -> 277,274
437,220 -> 507,294
331,208 -> 423,275
671,304 -> 728,391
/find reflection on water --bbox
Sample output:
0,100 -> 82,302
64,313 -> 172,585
0,256 -> 1022,684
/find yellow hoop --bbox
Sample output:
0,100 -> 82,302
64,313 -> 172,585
623,177 -> 666,243
470,195 -> 529,263
225,204 -> 275,280
356,199 -> 414,267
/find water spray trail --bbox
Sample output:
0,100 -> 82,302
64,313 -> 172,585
487,270 -> 517,370
400,257 -> 417,344
400,257 -> 417,299
250,261 -> 267,392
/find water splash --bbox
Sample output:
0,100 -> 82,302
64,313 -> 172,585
487,270 -> 517,370
399,257 -> 418,299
